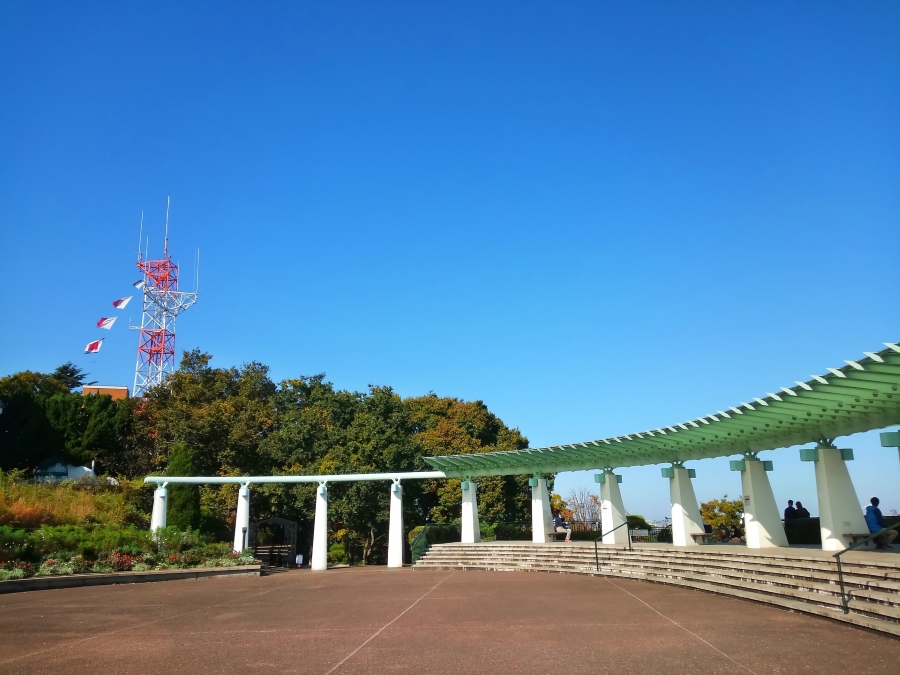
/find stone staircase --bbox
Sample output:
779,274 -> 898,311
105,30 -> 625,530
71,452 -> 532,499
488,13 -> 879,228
414,542 -> 900,637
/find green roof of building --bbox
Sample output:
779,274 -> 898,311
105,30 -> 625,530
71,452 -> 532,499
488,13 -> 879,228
424,342 -> 900,478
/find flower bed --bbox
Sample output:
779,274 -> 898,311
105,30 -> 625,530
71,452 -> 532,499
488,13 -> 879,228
0,524 -> 258,580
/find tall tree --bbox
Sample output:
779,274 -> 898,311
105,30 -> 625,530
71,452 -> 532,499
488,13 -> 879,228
0,371 -> 69,469
51,362 -> 96,391
166,442 -> 201,531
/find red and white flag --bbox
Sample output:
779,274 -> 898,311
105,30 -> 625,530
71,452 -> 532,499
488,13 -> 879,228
112,296 -> 132,309
97,317 -> 117,330
84,339 -> 104,354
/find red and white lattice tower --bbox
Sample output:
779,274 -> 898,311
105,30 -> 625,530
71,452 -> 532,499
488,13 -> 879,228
131,198 -> 198,397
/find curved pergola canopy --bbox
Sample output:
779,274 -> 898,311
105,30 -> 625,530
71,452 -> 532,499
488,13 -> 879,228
424,343 -> 900,478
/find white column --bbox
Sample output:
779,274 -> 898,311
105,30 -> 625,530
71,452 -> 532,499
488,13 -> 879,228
596,472 -> 628,545
531,477 -> 553,543
666,466 -> 705,547
311,483 -> 329,571
232,484 -> 251,553
150,485 -> 167,533
461,480 -> 481,544
735,458 -> 788,549
387,481 -> 404,568
805,446 -> 867,552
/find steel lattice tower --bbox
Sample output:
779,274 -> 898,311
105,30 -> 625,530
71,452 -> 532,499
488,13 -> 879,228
132,199 -> 198,397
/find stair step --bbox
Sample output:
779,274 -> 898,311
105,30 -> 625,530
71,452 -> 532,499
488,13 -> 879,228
414,543 -> 900,636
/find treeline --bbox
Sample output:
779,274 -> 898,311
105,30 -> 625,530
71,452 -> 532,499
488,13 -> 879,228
0,351 -> 534,563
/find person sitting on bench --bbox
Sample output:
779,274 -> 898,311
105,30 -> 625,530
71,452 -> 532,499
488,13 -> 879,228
552,510 -> 572,542
866,497 -> 897,550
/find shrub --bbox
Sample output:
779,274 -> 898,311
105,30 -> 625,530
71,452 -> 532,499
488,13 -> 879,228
109,552 -> 135,571
490,523 -> 528,541
0,568 -> 25,581
327,543 -> 348,565
626,515 -> 652,531
0,526 -> 34,563
36,559 -> 75,576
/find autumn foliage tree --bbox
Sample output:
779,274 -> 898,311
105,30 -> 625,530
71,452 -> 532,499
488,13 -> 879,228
2,350 -> 538,564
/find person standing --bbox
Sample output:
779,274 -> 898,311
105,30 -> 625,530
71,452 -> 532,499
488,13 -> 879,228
865,497 -> 898,550
784,500 -> 797,520
794,502 -> 810,519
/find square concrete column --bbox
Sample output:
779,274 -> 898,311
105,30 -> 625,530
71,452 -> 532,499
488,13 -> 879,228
530,477 -> 553,543
232,484 -> 251,553
730,458 -> 787,548
311,483 -> 329,571
387,481 -> 404,568
595,472 -> 628,545
801,446 -> 867,551
150,485 -> 167,533
880,431 -> 900,470
663,466 -> 705,546
461,480 -> 481,544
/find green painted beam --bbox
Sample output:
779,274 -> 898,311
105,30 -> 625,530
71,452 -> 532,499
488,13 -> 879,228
424,342 -> 900,477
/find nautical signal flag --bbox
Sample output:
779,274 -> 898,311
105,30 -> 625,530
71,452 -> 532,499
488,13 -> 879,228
133,279 -> 145,290
84,339 -> 104,354
112,296 -> 131,309
97,317 -> 117,330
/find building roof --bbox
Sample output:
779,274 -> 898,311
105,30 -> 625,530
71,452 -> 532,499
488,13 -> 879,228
423,343 -> 900,478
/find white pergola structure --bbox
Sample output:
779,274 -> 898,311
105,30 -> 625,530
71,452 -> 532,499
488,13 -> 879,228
144,472 -> 447,570
144,342 -> 900,565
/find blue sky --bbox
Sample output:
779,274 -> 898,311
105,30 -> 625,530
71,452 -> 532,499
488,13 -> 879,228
1,2 -> 898,519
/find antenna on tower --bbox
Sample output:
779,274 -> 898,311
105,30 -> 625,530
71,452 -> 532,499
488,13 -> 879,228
137,211 -> 144,263
164,195 -> 170,259
194,248 -> 200,294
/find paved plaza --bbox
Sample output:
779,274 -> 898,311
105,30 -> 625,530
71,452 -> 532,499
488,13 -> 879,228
0,568 -> 897,674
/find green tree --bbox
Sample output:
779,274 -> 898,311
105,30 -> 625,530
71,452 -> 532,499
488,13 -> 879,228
700,496 -> 744,530
0,371 -> 69,469
51,362 -> 96,391
166,443 -> 201,531
404,394 -> 532,525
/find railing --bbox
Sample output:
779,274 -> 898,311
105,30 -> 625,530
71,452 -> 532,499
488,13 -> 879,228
410,524 -> 434,564
833,523 -> 900,614
594,522 -> 630,570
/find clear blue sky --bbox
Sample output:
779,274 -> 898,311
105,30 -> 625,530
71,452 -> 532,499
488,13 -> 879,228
1,2 -> 898,519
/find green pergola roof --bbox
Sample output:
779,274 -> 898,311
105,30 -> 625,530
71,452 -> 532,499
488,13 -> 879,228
424,342 -> 900,478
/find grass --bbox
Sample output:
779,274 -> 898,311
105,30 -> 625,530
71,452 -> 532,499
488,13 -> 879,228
0,471 -> 151,528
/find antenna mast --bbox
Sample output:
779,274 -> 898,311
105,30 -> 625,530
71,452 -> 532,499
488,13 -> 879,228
163,195 -> 170,259
131,197 -> 198,397
137,211 -> 144,263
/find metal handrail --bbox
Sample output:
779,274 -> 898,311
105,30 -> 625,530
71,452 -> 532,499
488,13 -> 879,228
594,522 -> 631,571
410,523 -> 439,564
833,523 -> 900,614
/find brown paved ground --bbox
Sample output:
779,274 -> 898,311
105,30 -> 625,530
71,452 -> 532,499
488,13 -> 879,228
0,568 -> 897,675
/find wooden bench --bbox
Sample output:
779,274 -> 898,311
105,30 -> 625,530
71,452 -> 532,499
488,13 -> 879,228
551,531 -> 572,542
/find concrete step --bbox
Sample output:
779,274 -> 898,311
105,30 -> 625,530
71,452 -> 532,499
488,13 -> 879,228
422,548 -> 900,584
419,553 -> 900,597
438,545 -> 900,575
415,543 -> 900,635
